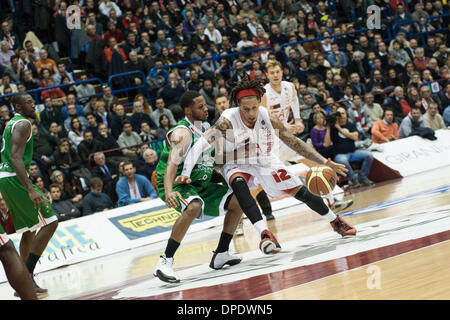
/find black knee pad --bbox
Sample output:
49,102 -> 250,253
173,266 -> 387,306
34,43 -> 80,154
230,176 -> 263,224
294,186 -> 329,216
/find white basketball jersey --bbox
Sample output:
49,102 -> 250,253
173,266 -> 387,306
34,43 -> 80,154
220,107 -> 278,165
264,81 -> 295,124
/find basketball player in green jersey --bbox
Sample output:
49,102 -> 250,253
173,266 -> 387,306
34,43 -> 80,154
0,93 -> 58,298
153,91 -> 263,283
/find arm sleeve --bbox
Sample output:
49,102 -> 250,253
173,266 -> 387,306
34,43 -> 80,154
291,84 -> 301,120
181,136 -> 211,177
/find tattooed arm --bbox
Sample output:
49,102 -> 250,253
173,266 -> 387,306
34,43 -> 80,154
270,114 -> 348,176
177,117 -> 234,181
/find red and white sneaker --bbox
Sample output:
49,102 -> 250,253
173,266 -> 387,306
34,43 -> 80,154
330,216 -> 357,237
259,230 -> 281,254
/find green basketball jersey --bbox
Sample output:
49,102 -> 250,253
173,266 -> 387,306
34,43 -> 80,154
0,114 -> 33,173
156,117 -> 215,189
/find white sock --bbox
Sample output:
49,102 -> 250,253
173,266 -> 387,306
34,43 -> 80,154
254,219 -> 268,234
323,209 -> 337,222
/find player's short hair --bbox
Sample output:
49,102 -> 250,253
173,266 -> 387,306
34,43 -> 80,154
215,93 -> 229,102
12,92 -> 31,106
265,59 -> 282,71
180,90 -> 202,110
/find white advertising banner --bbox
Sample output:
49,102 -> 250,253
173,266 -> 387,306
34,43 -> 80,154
372,129 -> 450,177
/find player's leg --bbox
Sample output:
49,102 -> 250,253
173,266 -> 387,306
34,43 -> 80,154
155,198 -> 202,283
0,240 -> 37,300
256,189 -> 274,220
210,193 -> 244,270
19,230 -> 35,263
228,173 -> 281,254
288,185 -> 356,237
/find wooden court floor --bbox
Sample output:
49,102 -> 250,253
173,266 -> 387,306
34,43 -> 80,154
0,165 -> 448,300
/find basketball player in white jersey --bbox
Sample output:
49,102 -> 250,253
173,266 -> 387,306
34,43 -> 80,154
262,60 -> 353,213
177,80 -> 357,254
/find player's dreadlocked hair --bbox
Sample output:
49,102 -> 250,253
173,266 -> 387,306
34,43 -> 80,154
230,79 -> 266,106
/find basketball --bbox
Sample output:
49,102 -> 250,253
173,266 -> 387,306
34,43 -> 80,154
305,166 -> 338,196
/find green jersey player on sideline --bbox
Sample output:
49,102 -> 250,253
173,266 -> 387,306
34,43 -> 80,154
0,93 -> 58,298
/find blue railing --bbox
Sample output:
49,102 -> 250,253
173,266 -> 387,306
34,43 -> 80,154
108,70 -> 151,109
424,13 -> 450,39
392,20 -> 426,45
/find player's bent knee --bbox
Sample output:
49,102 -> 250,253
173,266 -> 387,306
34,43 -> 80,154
183,200 -> 202,219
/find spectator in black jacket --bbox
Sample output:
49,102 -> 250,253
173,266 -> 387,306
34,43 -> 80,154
78,131 -> 102,167
50,184 -> 82,222
109,104 -> 130,139
130,100 -> 157,134
91,152 -> 119,203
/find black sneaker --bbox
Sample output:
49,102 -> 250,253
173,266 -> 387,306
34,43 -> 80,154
359,177 -> 374,186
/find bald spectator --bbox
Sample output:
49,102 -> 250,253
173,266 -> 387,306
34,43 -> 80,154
34,48 -> 57,75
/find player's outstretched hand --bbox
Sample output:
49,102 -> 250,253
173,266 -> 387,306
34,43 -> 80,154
175,175 -> 192,184
166,191 -> 182,209
325,158 -> 348,177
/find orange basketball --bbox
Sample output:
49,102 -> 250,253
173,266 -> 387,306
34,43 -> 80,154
305,166 -> 338,196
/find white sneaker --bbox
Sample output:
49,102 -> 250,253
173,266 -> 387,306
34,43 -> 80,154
367,143 -> 384,152
330,199 -> 354,213
209,251 -> 243,270
235,219 -> 244,236
153,254 -> 180,283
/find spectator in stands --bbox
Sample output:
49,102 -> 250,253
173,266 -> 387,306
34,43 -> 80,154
75,74 -> 96,105
363,93 -> 383,124
104,21 -> 125,47
82,178 -> 114,215
40,78 -> 67,108
48,121 -> 66,140
53,61 -> 74,85
62,93 -> 84,120
150,97 -> 176,127
130,100 -> 157,134
109,104 -> 130,139
386,86 -> 412,124
155,114 -> 173,140
116,160 -> 157,207
443,106 -> 450,126
153,30 -> 174,56
117,120 -> 142,157
327,106 -> 374,188
327,42 -> 348,68
371,108 -> 399,144
21,69 -> 39,91
32,176 -> 51,203
35,48 -> 57,75
0,20 -> 20,51
419,85 -> 442,114
398,106 -> 426,139
104,36 -> 127,63
4,56 -> 22,83
0,74 -> 17,95
186,68 -> 203,91
91,151 -> 119,202
310,111 -> 335,159
50,170 -> 83,205
160,72 -> 185,121
39,97 -> 62,130
347,95 -> 372,140
99,0 -> 122,18
199,78 -> 219,123
182,9 -> 200,36
49,184 -> 82,222
67,117 -> 85,148
53,138 -> 83,179
413,47 -> 430,73
423,102 -> 446,131
78,130 -> 102,166
64,104 -> 88,132
0,41 -> 14,68
85,113 -> 100,138
32,121 -> 57,169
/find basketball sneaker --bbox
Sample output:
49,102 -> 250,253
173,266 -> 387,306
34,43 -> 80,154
235,219 -> 244,236
259,230 -> 281,254
153,254 -> 180,283
263,211 -> 275,220
209,251 -> 243,270
330,216 -> 357,237
331,199 -> 354,213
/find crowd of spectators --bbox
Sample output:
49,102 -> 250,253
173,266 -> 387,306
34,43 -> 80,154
0,0 -> 449,221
